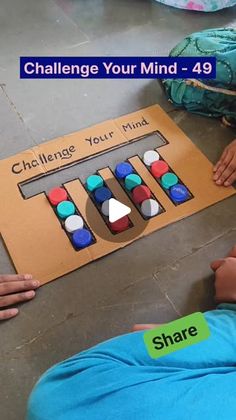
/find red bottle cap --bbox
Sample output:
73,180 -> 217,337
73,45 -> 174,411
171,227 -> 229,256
109,216 -> 130,233
132,185 -> 151,204
151,160 -> 169,178
48,187 -> 68,206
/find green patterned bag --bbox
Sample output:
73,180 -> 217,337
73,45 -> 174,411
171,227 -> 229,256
162,28 -> 236,124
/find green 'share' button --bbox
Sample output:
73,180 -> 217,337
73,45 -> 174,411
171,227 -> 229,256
161,172 -> 178,189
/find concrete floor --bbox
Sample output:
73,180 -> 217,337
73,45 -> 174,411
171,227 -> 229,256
0,1 -> 236,419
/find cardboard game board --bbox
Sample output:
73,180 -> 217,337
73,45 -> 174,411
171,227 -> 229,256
0,105 -> 235,285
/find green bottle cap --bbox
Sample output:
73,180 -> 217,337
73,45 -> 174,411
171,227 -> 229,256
57,201 -> 76,219
125,174 -> 142,191
86,175 -> 104,192
161,172 -> 178,189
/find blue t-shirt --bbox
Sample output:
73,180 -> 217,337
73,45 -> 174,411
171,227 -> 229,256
27,304 -> 236,420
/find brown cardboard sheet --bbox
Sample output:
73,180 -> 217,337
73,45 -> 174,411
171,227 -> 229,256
0,105 -> 234,285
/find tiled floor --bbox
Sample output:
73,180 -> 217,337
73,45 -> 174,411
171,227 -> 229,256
0,1 -> 235,419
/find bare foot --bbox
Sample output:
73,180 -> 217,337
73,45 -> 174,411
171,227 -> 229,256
213,139 -> 236,186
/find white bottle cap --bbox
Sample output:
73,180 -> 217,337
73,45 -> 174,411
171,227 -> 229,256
65,215 -> 84,233
141,199 -> 160,217
143,150 -> 160,166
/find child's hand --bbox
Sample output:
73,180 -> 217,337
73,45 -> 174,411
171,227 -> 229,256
213,139 -> 236,187
0,274 -> 39,320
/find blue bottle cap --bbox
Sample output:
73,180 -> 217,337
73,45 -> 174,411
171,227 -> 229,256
94,187 -> 112,204
72,228 -> 93,249
170,184 -> 189,203
115,162 -> 133,179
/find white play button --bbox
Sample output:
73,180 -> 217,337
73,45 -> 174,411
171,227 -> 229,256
108,198 -> 131,223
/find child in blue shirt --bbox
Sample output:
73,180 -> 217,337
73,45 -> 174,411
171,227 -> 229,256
26,246 -> 236,420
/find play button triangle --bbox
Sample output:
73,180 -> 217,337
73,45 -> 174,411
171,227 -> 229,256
108,198 -> 131,223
